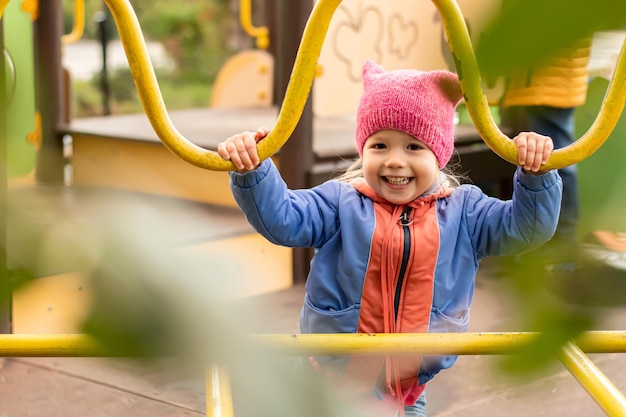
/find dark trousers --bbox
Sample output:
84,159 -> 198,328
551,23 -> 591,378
500,105 -> 579,244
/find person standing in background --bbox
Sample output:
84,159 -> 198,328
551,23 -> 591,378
499,38 -> 592,269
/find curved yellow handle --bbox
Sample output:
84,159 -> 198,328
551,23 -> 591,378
61,0 -> 85,45
104,0 -> 341,171
95,0 -> 626,171
239,0 -> 269,50
433,0 -> 626,170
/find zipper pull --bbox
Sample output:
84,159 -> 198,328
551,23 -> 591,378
398,207 -> 413,226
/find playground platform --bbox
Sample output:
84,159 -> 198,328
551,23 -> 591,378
2,260 -> 625,417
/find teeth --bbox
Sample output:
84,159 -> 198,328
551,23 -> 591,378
385,176 -> 410,185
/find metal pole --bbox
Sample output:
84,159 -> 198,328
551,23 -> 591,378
34,0 -> 65,184
2,332 -> 626,357
94,7 -> 111,116
206,366 -> 235,417
559,342 -> 626,417
274,0 -> 314,284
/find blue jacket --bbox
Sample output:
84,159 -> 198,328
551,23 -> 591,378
230,159 -> 562,387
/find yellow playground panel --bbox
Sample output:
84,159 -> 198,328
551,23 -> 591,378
1,0 -> 626,416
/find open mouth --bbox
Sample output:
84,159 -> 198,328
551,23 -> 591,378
384,176 -> 411,186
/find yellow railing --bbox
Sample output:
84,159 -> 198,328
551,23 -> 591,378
1,0 -> 626,415
435,1 -> 626,171
1,332 -> 626,416
95,0 -> 626,171
61,0 -> 85,45
2,0 -> 625,171
239,0 -> 269,50
101,0 -> 336,171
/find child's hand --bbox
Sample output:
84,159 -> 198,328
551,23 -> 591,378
217,127 -> 269,172
512,131 -> 554,175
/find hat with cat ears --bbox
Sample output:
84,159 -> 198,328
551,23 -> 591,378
355,60 -> 464,167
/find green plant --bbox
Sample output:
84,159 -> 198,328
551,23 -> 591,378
138,0 -> 233,81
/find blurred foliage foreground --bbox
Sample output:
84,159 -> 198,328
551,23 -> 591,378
1,0 -> 626,412
475,0 -> 626,374
3,174 -> 625,413
2,187 -> 350,417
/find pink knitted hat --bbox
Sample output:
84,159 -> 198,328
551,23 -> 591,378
355,61 -> 463,167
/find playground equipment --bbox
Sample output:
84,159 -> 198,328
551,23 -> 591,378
61,0 -> 84,45
1,0 -> 37,179
209,0 -> 273,108
239,0 -> 269,50
1,332 -> 625,416
1,0 -> 626,416
4,0 -> 623,172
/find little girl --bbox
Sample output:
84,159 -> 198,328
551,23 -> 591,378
217,61 -> 562,417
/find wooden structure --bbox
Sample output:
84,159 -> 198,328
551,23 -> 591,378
8,0 -> 516,292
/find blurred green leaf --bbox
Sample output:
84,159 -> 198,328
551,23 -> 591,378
494,240 -> 626,376
0,268 -> 35,305
476,0 -> 626,78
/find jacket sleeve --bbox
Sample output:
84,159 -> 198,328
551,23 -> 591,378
229,159 -> 342,248
464,167 -> 563,257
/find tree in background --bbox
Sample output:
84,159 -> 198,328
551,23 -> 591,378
62,0 -> 235,81
62,0 -> 239,115
138,0 -> 234,81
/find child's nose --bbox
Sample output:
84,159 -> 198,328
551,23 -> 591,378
385,150 -> 407,168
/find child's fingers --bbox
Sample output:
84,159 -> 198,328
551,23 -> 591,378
218,129 -> 266,171
255,127 -> 270,142
527,136 -> 554,171
515,134 -> 529,167
216,141 -> 231,161
225,139 -> 246,170
527,140 -> 545,171
241,132 -> 260,169
514,132 -> 554,172
541,139 -> 554,164
233,132 -> 262,170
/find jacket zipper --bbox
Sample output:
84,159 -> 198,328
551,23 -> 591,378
394,206 -> 412,322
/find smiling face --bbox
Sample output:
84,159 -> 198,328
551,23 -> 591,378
362,129 -> 440,204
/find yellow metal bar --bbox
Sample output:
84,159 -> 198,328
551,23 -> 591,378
103,0 -> 228,170
253,331 -> 626,356
0,334 -> 109,357
2,0 -> 621,172
2,333 -> 625,417
432,0 -> 626,171
577,332 -> 626,354
239,0 -> 269,50
102,0 -> 341,171
559,342 -> 626,417
206,366 -> 235,417
61,0 -> 85,45
2,332 -> 626,357
432,0 -> 508,160
101,0 -> 626,172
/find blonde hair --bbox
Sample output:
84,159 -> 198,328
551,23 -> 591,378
333,157 -> 466,189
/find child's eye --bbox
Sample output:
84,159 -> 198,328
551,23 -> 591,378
407,144 -> 423,151
371,143 -> 387,149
